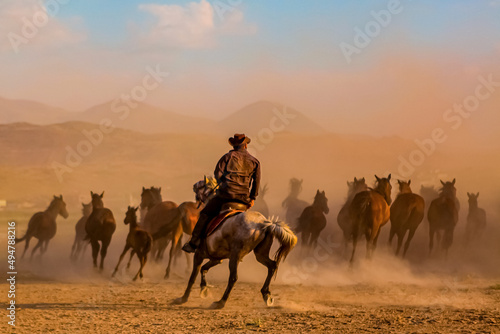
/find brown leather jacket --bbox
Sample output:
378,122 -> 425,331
214,148 -> 261,204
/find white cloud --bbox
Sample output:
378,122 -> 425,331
0,0 -> 85,54
138,0 -> 256,49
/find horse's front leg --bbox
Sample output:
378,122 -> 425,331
211,254 -> 239,309
113,244 -> 131,277
200,259 -> 222,298
90,239 -> 100,268
173,251 -> 204,305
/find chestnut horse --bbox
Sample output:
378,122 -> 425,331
112,206 -> 152,281
389,180 -> 425,257
296,190 -> 329,252
85,191 -> 116,270
174,181 -> 297,309
16,195 -> 69,259
428,179 -> 459,256
464,192 -> 486,247
140,187 -> 179,262
70,202 -> 92,261
349,175 -> 392,264
337,177 -> 368,253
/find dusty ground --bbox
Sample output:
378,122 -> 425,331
2,268 -> 500,333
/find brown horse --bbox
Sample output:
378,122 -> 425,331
428,179 -> 459,256
112,206 -> 152,281
389,180 -> 425,257
337,177 -> 368,253
85,191 -> 116,270
140,187 -> 179,262
15,195 -> 69,259
296,190 -> 329,251
70,202 -> 92,261
174,181 -> 297,309
464,192 -> 486,247
252,184 -> 270,217
349,175 -> 392,264
282,178 -> 309,230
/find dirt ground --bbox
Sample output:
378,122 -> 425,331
2,259 -> 500,334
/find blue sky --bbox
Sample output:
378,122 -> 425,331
1,0 -> 499,136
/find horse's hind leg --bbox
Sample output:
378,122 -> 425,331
90,239 -> 100,268
200,259 -> 222,298
42,240 -> 50,255
21,236 -> 32,259
428,227 -> 435,255
30,239 -> 43,260
126,250 -> 136,269
133,252 -> 147,281
254,234 -> 277,306
99,238 -> 111,271
402,228 -> 416,258
395,230 -> 406,256
211,253 -> 240,309
174,251 -> 204,305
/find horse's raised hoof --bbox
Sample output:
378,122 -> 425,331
173,297 -> 187,305
210,301 -> 225,309
200,286 -> 209,299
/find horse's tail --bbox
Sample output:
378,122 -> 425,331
15,225 -> 34,243
350,196 -> 371,233
267,220 -> 297,269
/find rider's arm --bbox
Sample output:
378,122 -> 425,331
214,153 -> 229,183
249,161 -> 261,201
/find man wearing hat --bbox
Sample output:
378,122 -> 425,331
182,133 -> 261,253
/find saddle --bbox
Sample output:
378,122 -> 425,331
205,202 -> 248,237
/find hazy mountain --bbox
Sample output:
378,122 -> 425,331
0,97 -> 71,124
218,101 -> 328,136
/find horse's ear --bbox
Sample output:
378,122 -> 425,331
59,195 -> 63,200
142,186 -> 145,191
91,191 -> 94,196
316,190 -> 320,195
361,177 -> 365,182
452,178 -> 456,185
476,192 -> 479,197
100,191 -> 104,198
387,174 -> 391,181
322,191 -> 326,195
134,206 -> 139,212
408,180 -> 411,185
346,181 -> 350,186
354,177 -> 358,182
53,195 -> 57,199
467,192 -> 470,197
204,175 -> 208,183
440,180 -> 445,186
397,180 -> 402,185
375,175 -> 381,181
159,187 -> 162,192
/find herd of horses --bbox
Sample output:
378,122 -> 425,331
14,175 -> 487,308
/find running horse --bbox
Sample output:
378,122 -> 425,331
85,191 -> 116,270
428,179 -> 459,256
389,180 -> 425,257
296,190 -> 329,252
174,180 -> 297,309
70,202 -> 92,261
464,192 -> 487,247
337,177 -> 368,253
349,175 -> 392,264
15,195 -> 69,259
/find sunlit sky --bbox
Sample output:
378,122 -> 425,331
1,0 -> 499,136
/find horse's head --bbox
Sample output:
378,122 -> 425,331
90,191 -> 104,209
467,192 -> 479,207
82,202 -> 92,216
348,177 -> 368,197
140,187 -> 156,210
374,174 -> 392,205
439,179 -> 457,199
397,179 -> 412,194
124,206 -> 139,225
420,185 -> 439,200
193,176 -> 218,204
314,190 -> 329,214
151,186 -> 163,202
51,195 -> 69,219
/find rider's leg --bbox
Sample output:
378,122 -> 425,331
183,196 -> 224,252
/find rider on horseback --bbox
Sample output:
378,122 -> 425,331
182,133 -> 261,253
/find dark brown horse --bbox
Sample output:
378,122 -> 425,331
337,177 -> 368,253
464,192 -> 486,247
16,195 -> 69,259
174,181 -> 297,309
349,175 -> 392,264
296,190 -> 329,251
282,178 -> 309,230
112,206 -> 152,281
428,179 -> 459,256
389,180 -> 425,257
70,202 -> 92,261
140,187 -> 179,262
85,191 -> 116,270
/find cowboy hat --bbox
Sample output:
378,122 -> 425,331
228,133 -> 251,146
